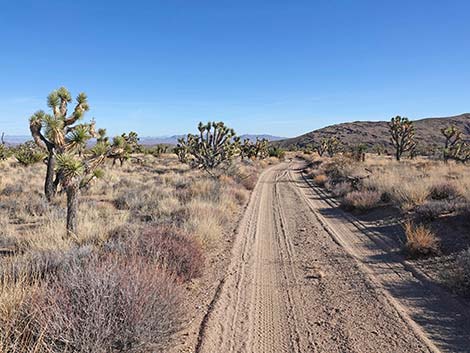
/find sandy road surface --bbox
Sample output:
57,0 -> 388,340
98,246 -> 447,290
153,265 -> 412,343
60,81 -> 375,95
196,161 -> 467,353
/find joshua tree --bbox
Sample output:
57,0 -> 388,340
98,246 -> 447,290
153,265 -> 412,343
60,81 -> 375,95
56,140 -> 108,235
15,141 -> 45,166
175,138 -> 190,163
29,87 -> 90,201
239,137 -> 269,160
389,116 -> 416,161
441,125 -> 462,162
178,121 -> 237,172
239,138 -> 254,160
326,137 -> 341,157
108,131 -> 139,166
315,138 -> 329,157
254,138 -> 269,159
352,144 -> 367,162
374,144 -> 385,156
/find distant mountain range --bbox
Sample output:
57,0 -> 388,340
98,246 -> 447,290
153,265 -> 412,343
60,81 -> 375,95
131,134 -> 285,145
1,134 -> 286,146
276,113 -> 470,153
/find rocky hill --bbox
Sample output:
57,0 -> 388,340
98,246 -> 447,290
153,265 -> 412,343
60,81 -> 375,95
277,113 -> 470,153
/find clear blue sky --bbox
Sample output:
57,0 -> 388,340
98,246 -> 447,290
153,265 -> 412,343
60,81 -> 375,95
0,0 -> 469,137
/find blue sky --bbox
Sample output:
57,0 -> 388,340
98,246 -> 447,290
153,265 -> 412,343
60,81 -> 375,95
0,0 -> 469,138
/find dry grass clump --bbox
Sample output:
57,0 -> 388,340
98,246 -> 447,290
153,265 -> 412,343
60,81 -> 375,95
313,174 -> 328,186
404,221 -> 439,257
341,190 -> 381,212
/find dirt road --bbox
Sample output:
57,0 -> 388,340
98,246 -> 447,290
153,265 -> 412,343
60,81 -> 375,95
196,161 -> 469,353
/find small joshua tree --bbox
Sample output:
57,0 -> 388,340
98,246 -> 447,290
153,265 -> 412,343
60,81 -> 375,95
15,141 -> 45,166
56,140 -> 108,235
178,121 -> 237,173
352,144 -> 367,162
29,87 -> 90,201
441,125 -> 462,162
326,137 -> 341,157
108,131 -> 139,166
239,137 -> 269,160
239,138 -> 255,160
315,138 -> 329,157
175,138 -> 190,163
389,116 -> 416,161
254,138 -> 269,159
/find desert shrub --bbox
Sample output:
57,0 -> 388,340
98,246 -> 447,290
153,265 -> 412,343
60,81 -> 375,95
240,173 -> 258,190
428,182 -> 460,200
341,190 -> 381,211
107,224 -> 204,282
446,248 -> 470,297
329,181 -> 352,197
321,156 -> 355,183
404,221 -> 439,257
415,200 -> 455,222
18,255 -> 182,353
313,174 -> 328,186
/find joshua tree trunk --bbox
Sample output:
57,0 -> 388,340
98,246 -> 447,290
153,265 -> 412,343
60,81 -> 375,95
66,182 -> 79,236
45,148 -> 57,201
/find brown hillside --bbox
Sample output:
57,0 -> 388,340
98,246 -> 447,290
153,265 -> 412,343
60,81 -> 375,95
278,113 -> 470,153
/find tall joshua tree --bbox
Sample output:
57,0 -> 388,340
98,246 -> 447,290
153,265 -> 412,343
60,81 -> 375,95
389,116 -> 416,161
29,87 -> 90,201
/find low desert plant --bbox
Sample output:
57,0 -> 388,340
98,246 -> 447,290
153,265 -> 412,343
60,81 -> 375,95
240,173 -> 258,190
428,182 -> 460,200
341,190 -> 381,211
415,200 -> 456,222
328,181 -> 353,197
15,255 -> 183,353
446,248 -> 470,297
404,221 -> 439,257
106,225 -> 204,282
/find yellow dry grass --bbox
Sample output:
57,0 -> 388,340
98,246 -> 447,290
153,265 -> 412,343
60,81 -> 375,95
404,221 -> 439,256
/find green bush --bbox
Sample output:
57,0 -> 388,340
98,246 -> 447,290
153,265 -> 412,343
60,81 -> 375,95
15,141 -> 45,166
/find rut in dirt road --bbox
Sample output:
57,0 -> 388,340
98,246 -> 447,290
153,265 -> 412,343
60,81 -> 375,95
196,162 -> 435,353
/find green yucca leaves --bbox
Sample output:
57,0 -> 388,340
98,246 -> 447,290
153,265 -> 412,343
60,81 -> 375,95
44,114 -> 65,146
47,92 -> 60,109
56,153 -> 84,181
57,87 -> 72,103
66,124 -> 92,152
76,92 -> 88,105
